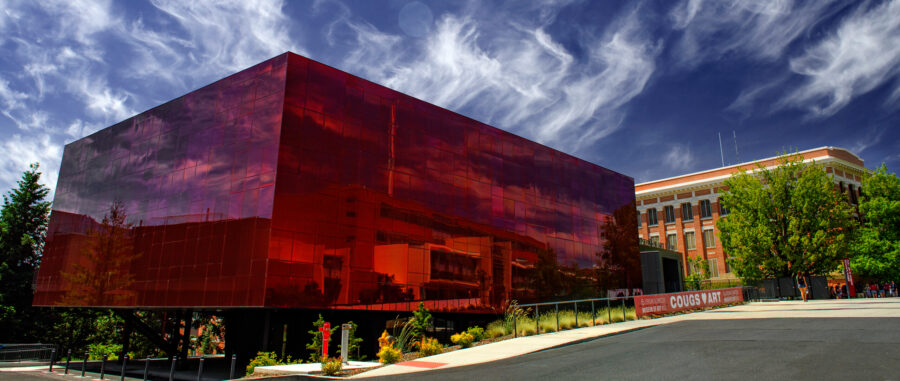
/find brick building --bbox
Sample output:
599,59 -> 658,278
635,147 -> 867,279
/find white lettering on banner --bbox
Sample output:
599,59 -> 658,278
636,287 -> 744,318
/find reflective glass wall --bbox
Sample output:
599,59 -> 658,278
34,56 -> 288,307
34,52 -> 640,312
267,54 -> 640,312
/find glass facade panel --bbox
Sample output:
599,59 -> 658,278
34,53 -> 640,312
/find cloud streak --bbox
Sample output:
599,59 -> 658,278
782,0 -> 900,117
669,0 -> 834,67
336,3 -> 659,153
0,0 -> 300,196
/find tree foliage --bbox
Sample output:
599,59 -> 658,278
717,153 -> 856,279
849,164 -> 900,281
410,301 -> 432,341
0,163 -> 52,342
684,257 -> 710,283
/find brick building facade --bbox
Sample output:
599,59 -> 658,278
635,147 -> 867,279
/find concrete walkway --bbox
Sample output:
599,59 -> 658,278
353,298 -> 900,378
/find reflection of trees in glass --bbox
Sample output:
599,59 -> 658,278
531,247 -> 562,300
59,201 -> 139,306
595,201 -> 640,293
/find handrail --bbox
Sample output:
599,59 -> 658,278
515,295 -> 637,308
505,295 -> 638,338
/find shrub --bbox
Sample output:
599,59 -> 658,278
450,332 -> 474,348
377,345 -> 403,364
485,320 -> 507,338
391,318 -> 415,352
418,337 -> 443,357
246,352 -> 280,375
87,343 -> 121,361
465,326 -> 485,342
321,357 -> 343,376
411,302 -> 433,341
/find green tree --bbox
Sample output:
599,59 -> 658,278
0,163 -> 52,342
684,257 -> 710,289
718,153 -> 856,280
193,313 -> 225,355
849,164 -> 900,281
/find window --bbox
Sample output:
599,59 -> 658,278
849,184 -> 858,204
718,198 -> 728,215
637,212 -> 641,228
708,258 -> 720,278
647,208 -> 658,225
703,229 -> 715,248
681,202 -> 693,221
666,233 -> 677,250
699,199 -> 712,218
664,205 -> 675,223
649,235 -> 660,246
725,257 -> 731,273
684,231 -> 696,250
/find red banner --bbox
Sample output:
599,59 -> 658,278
843,258 -> 856,298
634,287 -> 744,318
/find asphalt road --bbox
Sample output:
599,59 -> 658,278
369,318 -> 900,381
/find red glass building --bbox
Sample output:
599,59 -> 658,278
34,52 -> 640,314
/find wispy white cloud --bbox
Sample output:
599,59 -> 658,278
781,0 -> 900,117
663,144 -> 696,171
0,0 -> 302,195
0,133 -> 63,193
142,0 -> 302,81
336,3 -> 658,153
669,0 -> 834,67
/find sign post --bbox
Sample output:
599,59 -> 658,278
341,324 -> 351,364
319,322 -> 331,360
843,258 -> 856,298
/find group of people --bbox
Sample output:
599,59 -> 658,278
828,281 -> 898,299
863,281 -> 898,298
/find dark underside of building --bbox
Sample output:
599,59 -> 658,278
33,52 -> 641,367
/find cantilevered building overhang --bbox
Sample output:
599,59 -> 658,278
34,52 -> 641,312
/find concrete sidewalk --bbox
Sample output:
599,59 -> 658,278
353,298 -> 900,378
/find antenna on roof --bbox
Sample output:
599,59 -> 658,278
732,130 -> 740,164
718,132 -> 725,167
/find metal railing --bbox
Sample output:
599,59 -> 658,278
683,279 -> 743,291
0,343 -> 57,363
48,353 -> 238,381
508,296 -> 638,338
639,237 -> 665,250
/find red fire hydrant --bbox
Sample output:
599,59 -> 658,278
319,322 -> 331,359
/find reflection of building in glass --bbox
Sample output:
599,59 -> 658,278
34,52 -> 640,314
635,147 -> 867,279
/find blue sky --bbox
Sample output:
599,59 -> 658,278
1,0 -> 898,196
